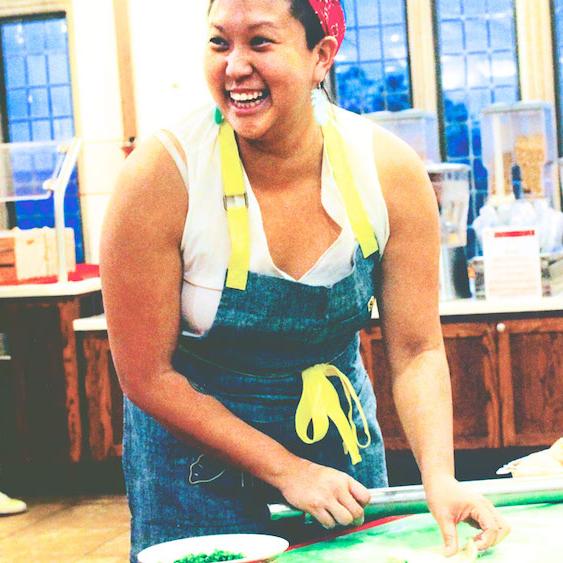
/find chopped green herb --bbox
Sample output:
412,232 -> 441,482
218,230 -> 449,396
174,549 -> 245,563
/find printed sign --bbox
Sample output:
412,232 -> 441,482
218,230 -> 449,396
482,227 -> 542,299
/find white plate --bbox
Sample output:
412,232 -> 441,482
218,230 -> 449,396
137,533 -> 290,563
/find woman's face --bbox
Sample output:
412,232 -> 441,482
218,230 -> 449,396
205,0 -> 325,142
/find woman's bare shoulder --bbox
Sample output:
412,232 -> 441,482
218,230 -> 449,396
105,135 -> 188,244
371,124 -> 437,227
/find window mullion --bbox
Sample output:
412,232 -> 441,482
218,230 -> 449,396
406,0 -> 438,113
515,0 -> 560,209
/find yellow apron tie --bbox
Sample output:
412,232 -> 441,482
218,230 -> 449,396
219,123 -> 251,290
295,364 -> 372,465
218,113 -> 379,290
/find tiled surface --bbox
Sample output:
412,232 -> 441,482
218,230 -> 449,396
335,1 -> 412,113
435,0 -> 519,256
0,495 -> 130,562
1,16 -> 84,262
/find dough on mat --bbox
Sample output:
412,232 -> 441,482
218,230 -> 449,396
387,540 -> 477,563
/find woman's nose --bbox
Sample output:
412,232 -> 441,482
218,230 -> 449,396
226,47 -> 253,80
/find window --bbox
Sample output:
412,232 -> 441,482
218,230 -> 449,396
0,14 -> 84,262
334,0 -> 412,113
435,0 -> 519,256
553,0 -> 563,152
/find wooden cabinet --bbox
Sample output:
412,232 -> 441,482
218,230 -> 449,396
0,290 -> 102,465
360,314 -> 563,451
78,312 -> 563,460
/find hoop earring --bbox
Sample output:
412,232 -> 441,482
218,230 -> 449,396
311,86 -> 330,126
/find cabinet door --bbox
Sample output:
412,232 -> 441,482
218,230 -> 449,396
80,332 -> 123,460
361,322 -> 501,450
360,327 -> 407,450
442,322 -> 500,449
497,317 -> 563,447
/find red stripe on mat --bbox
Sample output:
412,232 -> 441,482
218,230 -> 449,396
288,516 -> 406,550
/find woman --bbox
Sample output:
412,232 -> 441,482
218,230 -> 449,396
101,0 -> 510,560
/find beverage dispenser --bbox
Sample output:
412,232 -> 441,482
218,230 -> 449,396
426,163 -> 472,300
366,109 -> 440,163
481,102 -> 557,206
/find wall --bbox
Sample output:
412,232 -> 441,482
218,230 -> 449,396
66,0 -> 124,264
129,0 -> 211,137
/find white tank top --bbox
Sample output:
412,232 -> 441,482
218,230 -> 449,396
156,105 -> 390,337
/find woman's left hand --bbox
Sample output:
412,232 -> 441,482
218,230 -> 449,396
424,474 -> 511,557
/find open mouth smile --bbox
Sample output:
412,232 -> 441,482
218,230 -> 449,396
227,89 -> 270,110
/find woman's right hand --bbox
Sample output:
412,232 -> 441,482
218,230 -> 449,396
276,458 -> 371,529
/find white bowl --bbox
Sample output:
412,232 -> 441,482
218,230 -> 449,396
137,533 -> 290,563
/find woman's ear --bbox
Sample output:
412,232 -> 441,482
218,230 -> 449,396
313,36 -> 339,84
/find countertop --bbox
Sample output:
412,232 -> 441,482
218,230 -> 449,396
0,277 -> 102,298
73,294 -> 563,332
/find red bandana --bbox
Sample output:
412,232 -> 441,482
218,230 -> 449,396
307,0 -> 346,51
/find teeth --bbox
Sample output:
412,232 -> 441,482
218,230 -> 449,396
230,91 -> 263,102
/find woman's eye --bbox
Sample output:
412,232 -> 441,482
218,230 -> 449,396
250,36 -> 271,47
209,36 -> 228,49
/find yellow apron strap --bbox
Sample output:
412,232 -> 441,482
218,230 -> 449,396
219,123 -> 251,290
295,364 -> 372,465
322,119 -> 379,259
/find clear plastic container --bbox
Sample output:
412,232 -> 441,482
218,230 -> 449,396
365,109 -> 440,163
426,162 -> 471,248
481,102 -> 557,206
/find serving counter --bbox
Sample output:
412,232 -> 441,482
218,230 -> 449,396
73,295 -> 563,462
0,277 -> 103,466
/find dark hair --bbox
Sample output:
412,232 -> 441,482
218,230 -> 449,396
208,0 -> 325,50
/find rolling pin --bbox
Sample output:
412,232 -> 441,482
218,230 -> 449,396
268,476 -> 563,523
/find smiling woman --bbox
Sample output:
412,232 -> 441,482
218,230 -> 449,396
100,1 -> 510,561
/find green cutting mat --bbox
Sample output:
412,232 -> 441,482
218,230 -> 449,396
277,503 -> 563,562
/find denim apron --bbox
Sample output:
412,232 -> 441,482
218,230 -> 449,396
123,117 -> 388,561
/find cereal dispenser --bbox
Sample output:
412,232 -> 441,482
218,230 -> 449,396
365,109 -> 440,163
481,102 -> 557,206
426,163 -> 472,300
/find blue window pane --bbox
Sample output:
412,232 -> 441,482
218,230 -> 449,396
552,0 -> 563,149
53,117 -> 74,139
45,19 -> 67,51
356,2 -> 378,26
338,30 -> 358,63
335,0 -> 411,113
51,86 -> 72,116
29,88 -> 50,117
27,54 -> 47,85
23,22 -> 46,54
2,23 -> 25,55
48,53 -> 70,83
381,3 -> 405,24
383,25 -> 407,60
9,122 -> 30,142
4,56 -> 26,88
31,120 -> 52,141
465,19 -> 488,53
464,0 -> 488,17
439,0 -> 461,17
436,0 -> 518,258
358,27 -> 382,60
7,90 -> 28,119
441,21 -> 463,54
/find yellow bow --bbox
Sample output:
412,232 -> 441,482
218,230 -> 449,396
295,364 -> 371,465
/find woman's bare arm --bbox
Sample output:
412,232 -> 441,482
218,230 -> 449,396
100,138 -> 297,482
